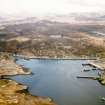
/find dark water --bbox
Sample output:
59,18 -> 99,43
10,59 -> 105,105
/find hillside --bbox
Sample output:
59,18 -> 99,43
0,15 -> 105,58
0,32 -> 105,58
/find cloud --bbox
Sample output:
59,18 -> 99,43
67,0 -> 105,6
0,0 -> 104,15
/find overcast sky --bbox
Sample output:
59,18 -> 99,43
0,0 -> 105,16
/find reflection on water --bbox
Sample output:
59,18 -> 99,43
10,59 -> 105,105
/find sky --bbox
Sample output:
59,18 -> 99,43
0,0 -> 105,16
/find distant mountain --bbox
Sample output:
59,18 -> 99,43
0,12 -> 105,37
44,12 -> 105,23
0,17 -> 39,26
0,12 -> 105,26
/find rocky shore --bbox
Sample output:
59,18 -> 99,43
0,52 -> 57,105
89,60 -> 105,85
0,53 -> 31,77
0,79 -> 56,105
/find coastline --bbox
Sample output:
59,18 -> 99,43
0,52 -> 57,105
89,61 -> 105,70
14,54 -> 105,85
88,60 -> 105,85
0,79 -> 56,105
0,51 -> 105,105
13,54 -> 97,60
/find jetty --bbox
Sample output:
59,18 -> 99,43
83,69 -> 91,72
89,61 -> 105,71
82,63 -> 90,66
77,76 -> 99,80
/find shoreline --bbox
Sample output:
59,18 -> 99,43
15,54 -> 105,85
0,52 -> 57,105
0,52 -> 105,105
14,54 -> 97,60
87,60 -> 105,85
89,61 -> 105,70
0,79 -> 56,105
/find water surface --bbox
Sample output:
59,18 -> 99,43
10,59 -> 105,105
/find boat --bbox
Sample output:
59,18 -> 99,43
83,69 -> 91,72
